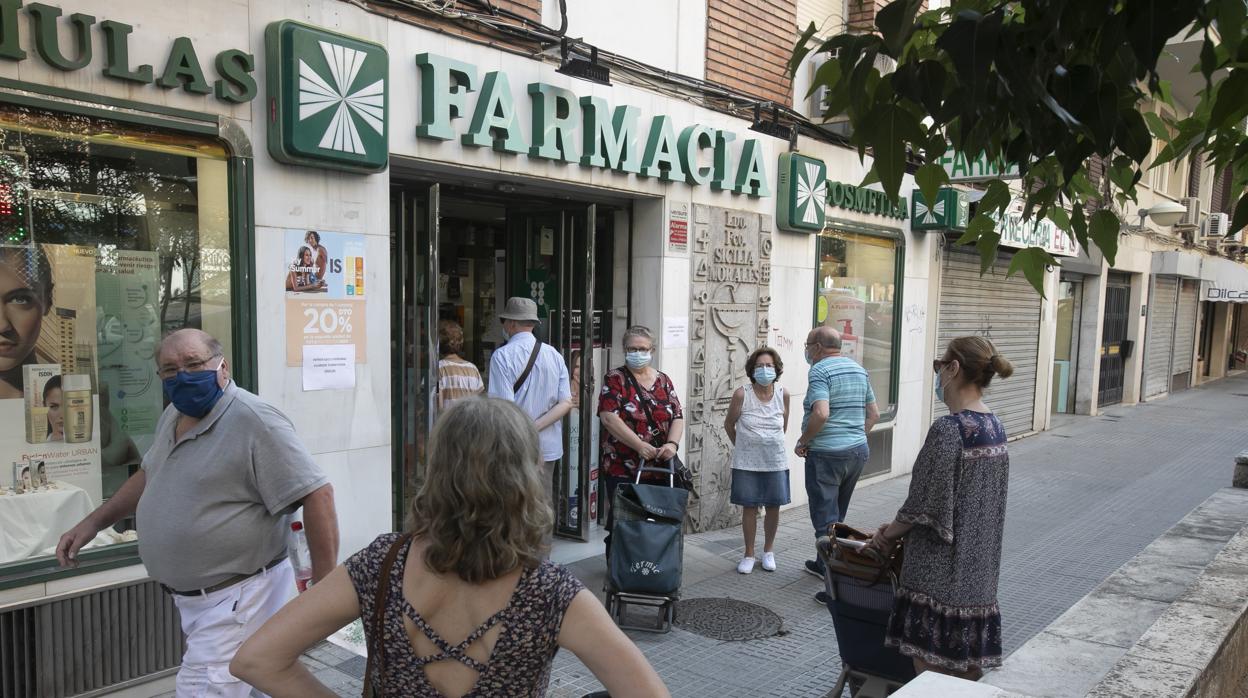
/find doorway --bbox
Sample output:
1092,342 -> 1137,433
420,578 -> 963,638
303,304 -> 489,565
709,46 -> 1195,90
1052,276 -> 1082,413
1098,274 -> 1132,406
390,179 -> 620,544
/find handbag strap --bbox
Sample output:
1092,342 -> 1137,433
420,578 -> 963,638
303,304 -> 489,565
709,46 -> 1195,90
512,338 -> 543,394
622,368 -> 664,447
362,532 -> 413,697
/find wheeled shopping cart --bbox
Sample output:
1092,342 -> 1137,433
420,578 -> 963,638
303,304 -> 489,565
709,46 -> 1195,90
603,462 -> 690,633
817,524 -> 917,698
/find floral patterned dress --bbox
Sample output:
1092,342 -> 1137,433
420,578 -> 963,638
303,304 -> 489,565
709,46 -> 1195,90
884,411 -> 1010,672
346,533 -> 585,696
597,368 -> 683,480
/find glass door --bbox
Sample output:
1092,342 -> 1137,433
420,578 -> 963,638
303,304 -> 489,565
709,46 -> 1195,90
506,205 -> 597,541
390,183 -> 439,528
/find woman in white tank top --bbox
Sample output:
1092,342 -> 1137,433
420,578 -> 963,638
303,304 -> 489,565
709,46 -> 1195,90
723,347 -> 790,574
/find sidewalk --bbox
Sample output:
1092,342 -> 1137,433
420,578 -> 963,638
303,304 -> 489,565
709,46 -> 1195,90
245,374 -> 1248,697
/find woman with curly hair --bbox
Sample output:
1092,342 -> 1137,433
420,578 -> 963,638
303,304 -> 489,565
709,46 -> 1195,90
233,397 -> 668,697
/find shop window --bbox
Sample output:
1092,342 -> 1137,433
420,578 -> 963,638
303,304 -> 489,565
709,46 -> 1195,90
816,228 -> 901,416
0,105 -> 232,573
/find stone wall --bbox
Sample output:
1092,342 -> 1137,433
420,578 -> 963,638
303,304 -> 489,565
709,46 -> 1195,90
685,205 -> 773,532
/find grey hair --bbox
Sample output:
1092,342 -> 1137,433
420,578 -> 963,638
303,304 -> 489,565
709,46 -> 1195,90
159,329 -> 224,359
622,325 -> 655,348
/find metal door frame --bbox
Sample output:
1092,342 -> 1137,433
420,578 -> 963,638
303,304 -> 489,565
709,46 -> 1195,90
1098,275 -> 1132,406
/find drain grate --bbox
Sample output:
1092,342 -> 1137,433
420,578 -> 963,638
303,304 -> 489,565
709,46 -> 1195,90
672,597 -> 783,641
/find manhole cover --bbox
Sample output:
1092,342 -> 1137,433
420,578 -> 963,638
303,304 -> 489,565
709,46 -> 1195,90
673,597 -> 783,641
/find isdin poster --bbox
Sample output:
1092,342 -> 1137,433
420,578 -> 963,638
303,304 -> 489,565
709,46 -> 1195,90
282,229 -> 368,366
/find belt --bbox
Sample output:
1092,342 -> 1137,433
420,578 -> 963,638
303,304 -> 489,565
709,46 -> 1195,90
162,556 -> 287,597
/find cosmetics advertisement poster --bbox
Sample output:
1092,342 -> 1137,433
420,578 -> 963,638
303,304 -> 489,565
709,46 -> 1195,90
0,243 -> 103,505
282,229 -> 368,366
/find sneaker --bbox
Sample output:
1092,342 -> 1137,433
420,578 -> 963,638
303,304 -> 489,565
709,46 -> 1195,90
737,557 -> 756,574
761,552 -> 777,571
814,590 -> 831,606
804,559 -> 826,580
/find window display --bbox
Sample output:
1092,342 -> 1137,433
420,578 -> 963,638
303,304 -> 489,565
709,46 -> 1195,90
0,105 -> 232,567
816,229 -> 900,415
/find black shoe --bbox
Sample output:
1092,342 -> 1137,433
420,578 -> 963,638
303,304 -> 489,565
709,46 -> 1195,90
804,559 -> 826,580
814,590 -> 831,606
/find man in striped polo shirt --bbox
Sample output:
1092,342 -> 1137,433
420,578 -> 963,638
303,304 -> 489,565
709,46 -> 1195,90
795,326 -> 879,599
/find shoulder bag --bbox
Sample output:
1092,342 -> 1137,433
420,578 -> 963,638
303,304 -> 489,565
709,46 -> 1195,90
621,369 -> 696,495
362,532 -> 414,697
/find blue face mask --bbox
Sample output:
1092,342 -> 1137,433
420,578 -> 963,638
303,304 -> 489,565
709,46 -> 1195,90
934,373 -> 947,404
625,351 -> 652,370
163,360 -> 224,418
753,366 -> 777,385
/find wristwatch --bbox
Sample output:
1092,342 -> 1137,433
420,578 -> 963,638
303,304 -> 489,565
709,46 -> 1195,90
665,440 -> 680,451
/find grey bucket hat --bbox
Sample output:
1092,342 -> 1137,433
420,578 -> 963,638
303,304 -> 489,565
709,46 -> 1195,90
498,296 -> 540,322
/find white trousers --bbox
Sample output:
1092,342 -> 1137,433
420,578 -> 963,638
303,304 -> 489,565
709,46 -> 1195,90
171,560 -> 295,697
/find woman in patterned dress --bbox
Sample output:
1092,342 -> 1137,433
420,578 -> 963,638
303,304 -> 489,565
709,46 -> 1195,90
867,336 -> 1014,679
232,398 -> 668,697
597,325 -> 685,556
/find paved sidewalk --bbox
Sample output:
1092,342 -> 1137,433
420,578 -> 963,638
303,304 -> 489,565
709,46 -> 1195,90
223,374 -> 1248,697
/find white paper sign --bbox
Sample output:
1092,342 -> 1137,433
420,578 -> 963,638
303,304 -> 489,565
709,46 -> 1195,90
302,344 -> 357,391
663,316 -> 688,349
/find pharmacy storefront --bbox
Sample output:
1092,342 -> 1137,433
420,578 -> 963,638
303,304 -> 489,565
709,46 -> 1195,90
0,1 -> 881,692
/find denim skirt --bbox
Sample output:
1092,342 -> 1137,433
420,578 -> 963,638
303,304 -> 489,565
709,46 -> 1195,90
729,469 -> 791,507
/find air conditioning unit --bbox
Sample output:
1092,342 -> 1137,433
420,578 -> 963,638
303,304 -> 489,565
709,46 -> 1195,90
1178,196 -> 1203,228
1202,212 -> 1230,241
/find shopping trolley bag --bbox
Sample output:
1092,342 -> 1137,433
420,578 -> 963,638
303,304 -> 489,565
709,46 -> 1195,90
608,479 -> 688,595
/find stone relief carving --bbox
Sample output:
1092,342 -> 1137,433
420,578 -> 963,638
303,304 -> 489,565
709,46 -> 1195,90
686,205 -> 772,532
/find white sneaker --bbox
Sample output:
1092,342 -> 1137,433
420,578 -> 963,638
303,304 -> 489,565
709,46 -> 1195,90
761,552 -> 777,571
737,557 -> 756,574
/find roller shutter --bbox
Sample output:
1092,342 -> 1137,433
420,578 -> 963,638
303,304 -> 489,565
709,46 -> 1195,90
933,249 -> 1041,438
1171,280 -> 1199,391
1144,276 -> 1178,399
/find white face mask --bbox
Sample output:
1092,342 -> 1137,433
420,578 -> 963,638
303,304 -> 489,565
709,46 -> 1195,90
625,351 -> 652,369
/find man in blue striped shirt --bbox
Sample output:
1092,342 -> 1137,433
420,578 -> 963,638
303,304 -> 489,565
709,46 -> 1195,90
796,326 -> 879,595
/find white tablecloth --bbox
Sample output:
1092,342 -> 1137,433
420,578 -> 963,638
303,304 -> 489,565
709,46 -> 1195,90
0,482 -> 93,564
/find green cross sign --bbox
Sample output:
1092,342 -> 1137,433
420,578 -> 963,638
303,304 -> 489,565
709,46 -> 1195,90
266,21 -> 388,173
911,187 -> 970,232
776,152 -> 827,233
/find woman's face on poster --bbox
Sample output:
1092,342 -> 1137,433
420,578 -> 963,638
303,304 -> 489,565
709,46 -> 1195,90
21,468 -> 31,488
46,386 -> 63,437
0,257 -> 48,372
302,248 -> 313,265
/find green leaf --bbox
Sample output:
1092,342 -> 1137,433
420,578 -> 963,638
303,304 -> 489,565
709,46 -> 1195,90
1157,79 -> 1175,108
1089,209 -> 1121,266
789,22 -> 820,78
857,168 -> 881,188
1211,70 -> 1248,131
1006,247 -> 1053,297
915,163 -> 950,216
1142,110 -> 1169,139
976,230 -> 1001,274
806,56 -> 842,101
866,103 -> 925,201
1232,194 -> 1248,236
1049,206 -> 1071,232
1115,109 -> 1152,163
978,179 -> 1012,217
1220,1 -> 1246,58
876,0 -> 924,55
1071,204 -> 1089,252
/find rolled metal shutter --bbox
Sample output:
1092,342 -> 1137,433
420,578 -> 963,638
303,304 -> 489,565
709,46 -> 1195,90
1171,279 -> 1199,390
1144,276 -> 1178,399
933,248 -> 1041,438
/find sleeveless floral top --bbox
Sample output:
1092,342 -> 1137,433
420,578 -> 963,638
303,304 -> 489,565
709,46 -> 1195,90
346,533 -> 585,696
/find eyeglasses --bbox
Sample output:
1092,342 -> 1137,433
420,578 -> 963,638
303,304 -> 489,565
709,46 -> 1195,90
625,346 -> 653,353
932,359 -> 952,374
158,355 -> 222,380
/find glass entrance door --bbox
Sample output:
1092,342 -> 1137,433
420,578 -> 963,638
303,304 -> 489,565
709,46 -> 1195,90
507,206 -> 599,541
1098,276 -> 1131,406
390,184 -> 438,526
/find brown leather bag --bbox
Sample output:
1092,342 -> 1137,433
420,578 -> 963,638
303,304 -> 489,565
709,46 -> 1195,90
817,522 -> 903,585
362,533 -> 413,697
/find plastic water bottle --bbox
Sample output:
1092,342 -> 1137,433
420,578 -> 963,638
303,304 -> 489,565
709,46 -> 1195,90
289,521 -> 313,592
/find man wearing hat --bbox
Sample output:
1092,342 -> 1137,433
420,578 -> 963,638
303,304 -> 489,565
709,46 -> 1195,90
488,297 -> 573,525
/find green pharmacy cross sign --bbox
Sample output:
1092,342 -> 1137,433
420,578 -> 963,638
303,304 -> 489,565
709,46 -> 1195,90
776,153 -> 827,233
266,21 -> 389,173
911,187 -> 970,232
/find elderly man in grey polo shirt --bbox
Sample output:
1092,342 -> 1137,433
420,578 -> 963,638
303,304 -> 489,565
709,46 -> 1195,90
56,328 -> 339,697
